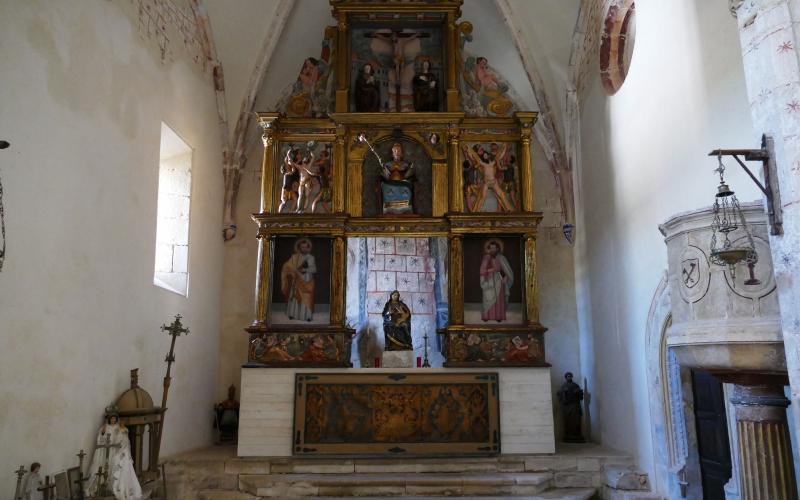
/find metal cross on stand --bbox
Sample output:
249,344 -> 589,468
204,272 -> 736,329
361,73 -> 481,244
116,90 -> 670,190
96,434 -> 120,495
73,449 -> 90,500
37,475 -> 57,500
422,332 -> 431,368
152,315 -> 189,470
14,465 -> 27,500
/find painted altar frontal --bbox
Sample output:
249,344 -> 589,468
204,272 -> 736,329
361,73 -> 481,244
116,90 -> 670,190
240,0 -> 553,457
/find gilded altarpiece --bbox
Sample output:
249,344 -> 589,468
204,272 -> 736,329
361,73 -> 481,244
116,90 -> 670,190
244,0 -> 549,457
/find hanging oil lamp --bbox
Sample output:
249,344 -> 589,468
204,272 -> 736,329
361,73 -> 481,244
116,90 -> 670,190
709,154 -> 760,286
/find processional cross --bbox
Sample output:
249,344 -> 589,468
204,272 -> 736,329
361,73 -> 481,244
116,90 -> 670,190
152,315 -> 189,466
95,435 -> 121,495
37,475 -> 57,500
73,449 -> 90,500
364,29 -> 431,111
14,465 -> 26,500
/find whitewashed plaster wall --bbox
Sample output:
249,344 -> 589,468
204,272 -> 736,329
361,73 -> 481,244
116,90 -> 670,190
0,0 -> 225,494
573,0 -> 760,482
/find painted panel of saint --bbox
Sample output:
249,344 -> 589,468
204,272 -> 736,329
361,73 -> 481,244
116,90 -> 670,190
275,141 -> 334,214
269,237 -> 332,325
463,236 -> 524,325
462,142 -> 520,213
349,19 -> 445,112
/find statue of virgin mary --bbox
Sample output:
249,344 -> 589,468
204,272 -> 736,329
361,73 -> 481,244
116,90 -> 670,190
86,412 -> 142,500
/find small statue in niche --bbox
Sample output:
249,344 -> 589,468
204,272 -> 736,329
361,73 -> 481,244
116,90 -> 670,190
311,149 -> 333,213
557,372 -> 586,443
380,142 -> 415,215
294,151 -> 317,214
278,149 -> 301,213
354,63 -> 381,112
383,290 -> 413,351
214,384 -> 240,444
412,59 -> 438,111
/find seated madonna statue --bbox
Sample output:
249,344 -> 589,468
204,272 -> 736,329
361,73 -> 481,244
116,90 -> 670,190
382,290 -> 413,351
380,142 -> 415,215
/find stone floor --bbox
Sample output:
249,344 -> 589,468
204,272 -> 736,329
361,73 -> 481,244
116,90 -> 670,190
162,444 -> 646,499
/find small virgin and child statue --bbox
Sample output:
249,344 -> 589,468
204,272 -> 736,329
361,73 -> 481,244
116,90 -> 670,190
382,290 -> 413,351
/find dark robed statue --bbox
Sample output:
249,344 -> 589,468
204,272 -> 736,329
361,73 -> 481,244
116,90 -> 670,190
354,63 -> 381,112
557,372 -> 585,443
382,290 -> 413,351
412,59 -> 438,112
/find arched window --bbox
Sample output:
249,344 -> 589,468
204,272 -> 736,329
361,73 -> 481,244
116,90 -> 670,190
600,0 -> 636,95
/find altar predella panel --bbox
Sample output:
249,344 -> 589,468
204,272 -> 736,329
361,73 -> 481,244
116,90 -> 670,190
294,372 -> 500,456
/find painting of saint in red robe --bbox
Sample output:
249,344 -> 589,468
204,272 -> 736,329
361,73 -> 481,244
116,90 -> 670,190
480,238 -> 514,322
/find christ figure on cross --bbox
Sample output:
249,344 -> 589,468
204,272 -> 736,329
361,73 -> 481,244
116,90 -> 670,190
364,29 -> 430,112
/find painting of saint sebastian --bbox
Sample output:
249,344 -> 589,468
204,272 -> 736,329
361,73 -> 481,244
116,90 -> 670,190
463,144 -> 514,212
280,238 -> 316,321
480,239 -> 514,322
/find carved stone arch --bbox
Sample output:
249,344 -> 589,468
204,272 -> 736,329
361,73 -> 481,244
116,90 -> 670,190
600,0 -> 636,95
645,272 -> 694,498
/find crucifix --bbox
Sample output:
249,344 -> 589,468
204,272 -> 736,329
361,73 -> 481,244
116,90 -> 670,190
73,450 -> 89,500
96,435 -> 120,495
37,475 -> 57,500
152,315 -> 189,470
14,465 -> 26,500
364,29 -> 430,111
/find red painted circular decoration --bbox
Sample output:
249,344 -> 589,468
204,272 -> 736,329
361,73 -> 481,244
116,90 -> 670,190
600,0 -> 636,95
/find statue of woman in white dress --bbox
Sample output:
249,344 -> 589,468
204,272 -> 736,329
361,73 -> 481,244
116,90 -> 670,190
86,412 -> 142,500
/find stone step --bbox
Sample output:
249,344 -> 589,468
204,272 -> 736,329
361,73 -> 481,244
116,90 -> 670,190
239,472 -> 554,497
288,488 -> 596,499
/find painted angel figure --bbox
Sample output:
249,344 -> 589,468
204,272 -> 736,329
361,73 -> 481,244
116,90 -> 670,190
86,413 -> 142,500
480,238 -> 514,322
280,238 -> 316,321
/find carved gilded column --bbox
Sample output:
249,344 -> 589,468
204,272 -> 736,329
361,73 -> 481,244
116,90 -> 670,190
258,116 -> 279,213
516,113 -> 536,212
448,235 -> 463,325
524,234 -> 539,325
335,17 -> 349,113
347,161 -> 362,216
445,14 -> 459,111
330,235 -> 346,326
333,125 -> 347,213
253,234 -> 273,326
732,384 -> 798,500
448,124 -> 463,212
432,161 -> 448,217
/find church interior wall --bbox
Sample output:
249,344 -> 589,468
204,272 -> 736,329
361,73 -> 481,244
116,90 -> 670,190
572,0 -> 761,484
0,0 -> 225,493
